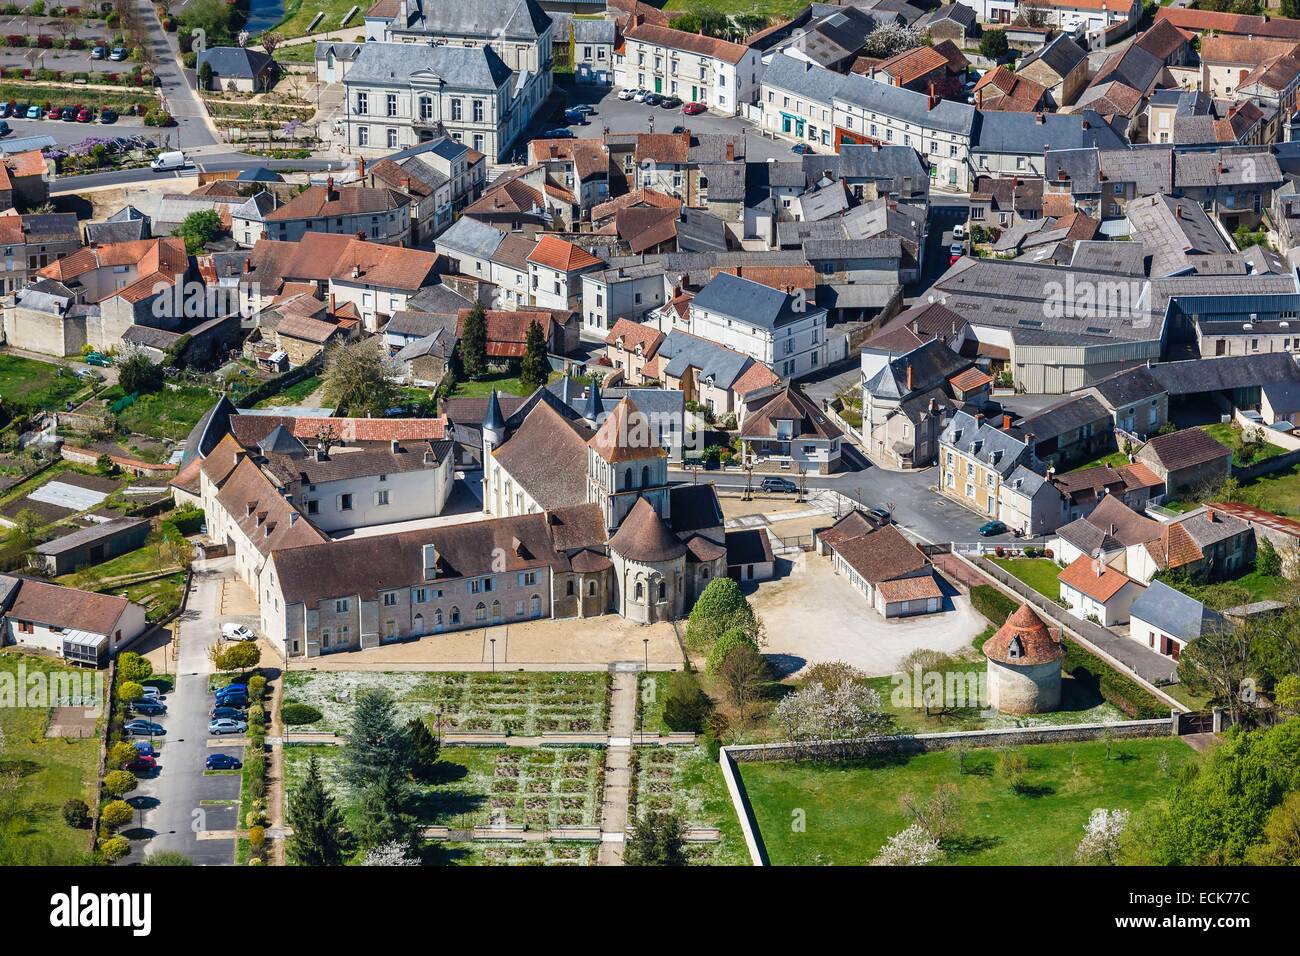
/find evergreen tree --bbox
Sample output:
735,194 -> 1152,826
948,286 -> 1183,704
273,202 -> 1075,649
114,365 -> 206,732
341,688 -> 412,793
286,755 -> 347,866
354,767 -> 418,851
625,812 -> 687,866
461,302 -> 489,379
519,319 -> 549,391
406,716 -> 441,782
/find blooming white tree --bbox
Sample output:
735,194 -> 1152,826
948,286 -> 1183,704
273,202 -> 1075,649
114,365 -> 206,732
861,24 -> 922,59
773,679 -> 888,742
1075,808 -> 1130,865
361,841 -> 419,866
871,824 -> 941,866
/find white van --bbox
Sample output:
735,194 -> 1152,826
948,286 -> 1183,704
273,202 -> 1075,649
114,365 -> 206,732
151,150 -> 186,172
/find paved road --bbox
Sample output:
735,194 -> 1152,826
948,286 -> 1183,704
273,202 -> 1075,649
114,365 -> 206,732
130,559 -> 244,866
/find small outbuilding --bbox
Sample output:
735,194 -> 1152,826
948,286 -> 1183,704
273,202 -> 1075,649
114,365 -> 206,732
983,604 -> 1064,714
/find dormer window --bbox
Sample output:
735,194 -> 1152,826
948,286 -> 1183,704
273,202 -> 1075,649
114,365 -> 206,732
1008,636 -> 1023,659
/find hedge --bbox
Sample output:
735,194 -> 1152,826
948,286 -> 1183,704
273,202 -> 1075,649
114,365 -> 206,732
970,584 -> 1019,628
281,702 -> 322,726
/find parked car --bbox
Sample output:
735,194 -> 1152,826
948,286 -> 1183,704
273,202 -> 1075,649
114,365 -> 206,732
140,686 -> 161,700
208,718 -> 247,735
127,754 -> 157,772
211,706 -> 244,721
644,92 -> 663,106
205,754 -> 243,771
569,104 -> 595,116
131,699 -> 167,717
660,95 -> 682,109
952,223 -> 966,241
617,87 -> 635,100
215,687 -> 248,705
76,107 -> 92,123
0,121 -> 9,136
46,106 -> 61,120
868,508 -> 892,525
84,352 -> 112,367
219,683 -> 249,695
949,242 -> 964,265
761,476 -> 798,493
536,128 -> 574,139
221,623 -> 256,642
99,108 -> 117,124
0,103 -> 11,118
790,142 -> 812,154
564,108 -> 587,125
22,105 -> 38,119
91,45 -> 107,59
61,107 -> 78,122
671,125 -> 686,134
110,47 -> 126,61
132,741 -> 156,757
978,520 -> 1008,537
682,102 -> 706,115
633,89 -> 648,102
124,719 -> 165,737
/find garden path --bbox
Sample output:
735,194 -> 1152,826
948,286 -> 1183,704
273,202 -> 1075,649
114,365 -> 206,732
596,668 -> 638,865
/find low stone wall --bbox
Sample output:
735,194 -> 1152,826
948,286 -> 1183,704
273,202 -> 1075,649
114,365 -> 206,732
725,717 -> 1176,763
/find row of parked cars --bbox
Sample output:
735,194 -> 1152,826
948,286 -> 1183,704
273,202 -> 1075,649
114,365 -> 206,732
90,45 -> 130,61
0,102 -> 118,123
617,88 -> 707,115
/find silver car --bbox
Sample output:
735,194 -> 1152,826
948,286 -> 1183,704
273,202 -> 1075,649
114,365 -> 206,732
208,718 -> 248,735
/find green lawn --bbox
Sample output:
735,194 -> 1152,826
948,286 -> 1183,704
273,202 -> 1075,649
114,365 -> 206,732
273,43 -> 320,65
1068,449 -> 1131,472
58,541 -> 180,584
0,652 -> 100,865
251,374 -> 321,409
1200,422 -> 1287,468
107,386 -> 219,442
108,571 -> 187,624
446,370 -> 562,400
991,556 -> 1062,602
268,0 -> 366,39
740,737 -> 1198,865
0,354 -> 86,411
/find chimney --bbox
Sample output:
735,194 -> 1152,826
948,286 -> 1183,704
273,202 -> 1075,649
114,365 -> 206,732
358,156 -> 365,178
1002,413 -> 1012,430
1207,508 -> 1217,522
906,364 -> 913,390
734,265 -> 741,278
244,257 -> 251,272
325,177 -> 338,202
928,80 -> 937,111
330,292 -> 337,313
1094,557 -> 1104,577
726,142 -> 735,161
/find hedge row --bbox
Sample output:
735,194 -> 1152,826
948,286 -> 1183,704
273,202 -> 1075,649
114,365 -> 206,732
968,584 -> 1167,719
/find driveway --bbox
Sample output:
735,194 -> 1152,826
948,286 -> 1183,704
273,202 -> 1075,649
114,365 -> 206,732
750,549 -> 987,677
129,557 -> 244,865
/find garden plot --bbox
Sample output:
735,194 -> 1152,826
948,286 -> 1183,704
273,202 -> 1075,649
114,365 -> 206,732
283,671 -> 609,735
631,745 -> 752,866
27,478 -> 112,512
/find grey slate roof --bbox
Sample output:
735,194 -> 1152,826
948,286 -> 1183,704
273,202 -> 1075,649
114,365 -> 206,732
34,518 -> 148,557
392,0 -> 551,40
1129,580 -> 1224,640
197,46 -> 274,79
1014,394 -> 1110,444
863,337 -> 969,400
940,410 -> 1029,478
690,271 -> 820,331
1019,32 -> 1087,79
1126,193 -> 1232,277
1086,365 -> 1167,408
346,41 -> 514,90
655,331 -> 753,390
975,112 -> 1124,156
436,216 -> 506,260
1148,353 -> 1300,396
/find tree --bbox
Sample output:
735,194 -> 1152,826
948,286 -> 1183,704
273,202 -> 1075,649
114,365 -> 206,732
100,801 -> 134,830
99,836 -> 131,861
259,31 -> 282,57
103,770 -> 138,798
1257,537 -> 1282,577
996,751 -> 1029,792
716,642 -> 769,724
405,717 -> 441,782
1076,808 -> 1130,865
871,823 -> 940,866
214,641 -> 261,673
322,339 -> 399,417
861,23 -> 921,59
624,812 -> 687,865
705,627 -> 757,675
460,302 -> 489,379
1178,620 -> 1254,725
518,319 -> 549,391
1020,0 -> 1051,27
173,208 -> 223,254
117,652 -> 152,684
341,688 -> 412,793
287,754 -> 348,866
1275,674 -> 1300,717
354,767 -> 418,850
5,508 -> 43,553
661,670 -> 713,732
109,742 -> 139,768
772,677 -> 888,742
117,350 -> 164,395
117,681 -> 144,705
179,0 -> 235,44
198,59 -> 212,90
685,576 -> 760,649
1249,789 -> 1300,865
899,784 -> 959,845
979,29 -> 1009,61
62,799 -> 91,829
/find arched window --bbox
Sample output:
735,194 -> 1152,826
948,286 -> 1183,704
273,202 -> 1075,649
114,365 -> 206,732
413,612 -> 425,635
658,581 -> 666,601
587,581 -> 596,597
635,581 -> 644,601
530,594 -> 541,617
641,465 -> 650,487
701,566 -> 710,580
491,600 -> 501,622
624,467 -> 633,489
475,602 -> 487,622
450,607 -> 460,625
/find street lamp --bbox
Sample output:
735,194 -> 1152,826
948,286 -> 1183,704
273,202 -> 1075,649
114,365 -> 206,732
490,637 -> 496,673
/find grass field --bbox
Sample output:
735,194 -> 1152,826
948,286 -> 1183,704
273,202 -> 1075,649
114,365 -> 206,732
269,0 -> 365,39
58,540 -> 180,585
991,556 -> 1063,601
1068,449 -> 1131,471
740,737 -> 1198,866
108,571 -> 187,624
107,385 -> 218,442
0,354 -> 86,411
446,370 -> 563,400
1200,422 -> 1287,468
252,374 -> 321,409
0,652 -> 100,865
662,0 -> 808,20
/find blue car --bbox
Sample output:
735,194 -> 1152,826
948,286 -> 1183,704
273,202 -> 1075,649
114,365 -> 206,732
0,103 -> 9,118
205,754 -> 243,771
790,142 -> 813,154
537,128 -> 574,139
132,741 -> 156,758
131,698 -> 167,716
978,520 -> 1008,537
25,105 -> 41,119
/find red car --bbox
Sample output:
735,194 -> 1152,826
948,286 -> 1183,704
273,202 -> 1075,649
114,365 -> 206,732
76,107 -> 92,123
127,754 -> 157,772
46,106 -> 60,120
682,102 -> 706,115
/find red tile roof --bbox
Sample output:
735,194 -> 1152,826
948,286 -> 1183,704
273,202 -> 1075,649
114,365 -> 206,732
875,46 -> 949,86
1058,554 -> 1136,603
526,234 -> 603,272
624,22 -> 752,65
983,604 -> 1062,665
